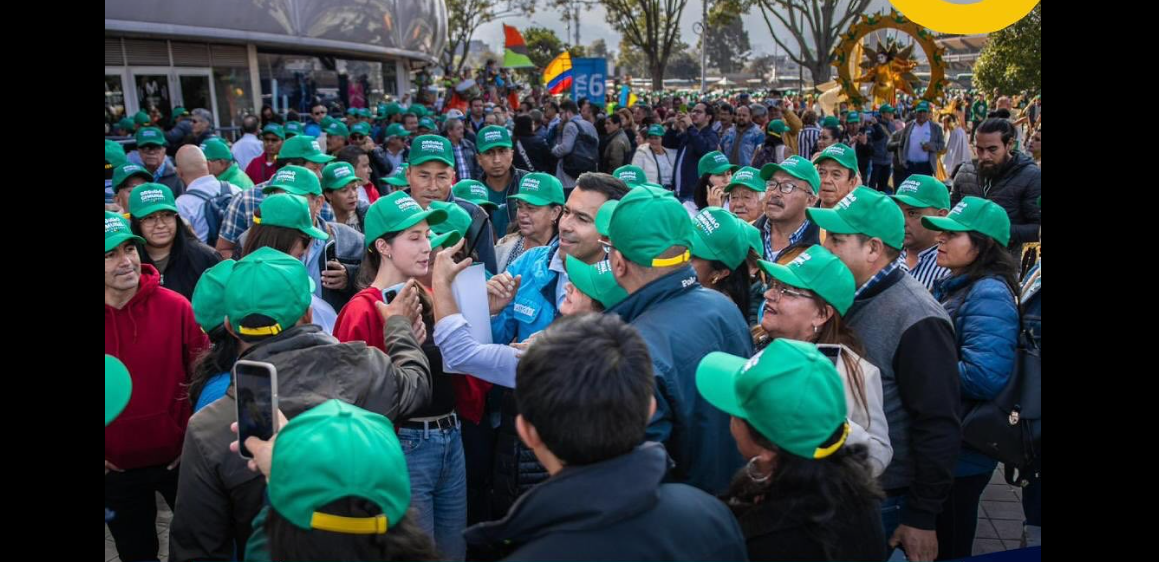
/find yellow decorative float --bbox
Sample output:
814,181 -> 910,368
830,10 -> 948,110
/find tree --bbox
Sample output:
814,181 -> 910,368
444,0 -> 539,77
590,39 -> 611,60
743,0 -> 872,85
568,45 -> 588,58
616,38 -> 649,76
973,3 -> 1041,94
668,43 -> 702,81
524,26 -> 566,70
702,13 -> 751,74
600,0 -> 692,90
747,54 -> 776,80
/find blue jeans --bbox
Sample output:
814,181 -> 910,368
881,495 -> 908,561
398,423 -> 468,561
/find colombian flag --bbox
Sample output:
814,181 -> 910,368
503,25 -> 535,69
543,51 -> 573,95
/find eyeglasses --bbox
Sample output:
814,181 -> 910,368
350,134 -> 366,142
141,212 -> 177,226
765,179 -> 809,195
312,110 -> 327,116
765,282 -> 812,302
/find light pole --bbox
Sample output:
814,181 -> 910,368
695,0 -> 708,93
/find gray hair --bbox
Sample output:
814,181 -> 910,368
192,108 -> 214,127
529,109 -> 544,123
749,104 -> 768,118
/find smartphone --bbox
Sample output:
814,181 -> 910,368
816,344 -> 842,368
234,360 -> 279,459
381,281 -> 407,304
324,240 -> 337,264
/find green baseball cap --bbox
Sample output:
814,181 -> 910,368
346,108 -> 358,116
278,135 -> 335,163
384,103 -> 402,116
409,135 -> 454,167
201,138 -> 233,161
725,166 -> 766,193
742,220 -> 763,257
565,255 -> 629,309
191,259 -> 236,333
760,155 -> 820,195
880,104 -> 895,114
821,116 -> 840,128
385,123 -> 411,139
284,121 -> 304,136
225,246 -> 313,336
476,125 -> 513,154
428,200 -> 473,250
105,354 -> 133,427
258,193 -> 330,241
262,124 -> 286,139
358,108 -> 372,118
322,162 -> 361,191
806,186 -> 905,250
350,122 -> 372,137
128,183 -> 179,218
172,107 -> 189,119
915,101 -> 931,112
264,165 -> 323,197
106,139 -> 128,168
595,200 -> 618,237
691,207 -> 754,270
509,172 -> 565,207
325,122 -> 350,138
408,105 -> 428,117
105,211 -> 144,252
363,191 -> 448,249
321,116 -> 337,130
112,163 -> 153,191
135,127 -> 167,147
452,179 -> 499,211
383,164 -> 410,187
418,117 -> 436,131
698,151 -> 737,177
116,117 -> 135,132
767,119 -> 789,136
845,112 -> 861,124
608,185 -> 695,268
269,399 -> 410,534
647,124 -> 666,137
921,196 -> 1012,247
758,245 -> 855,316
814,143 -> 858,175
133,111 -> 151,126
891,174 -> 950,211
613,165 -> 648,187
696,339 -> 849,459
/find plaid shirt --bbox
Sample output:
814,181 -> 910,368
763,219 -> 811,263
218,182 -> 334,244
854,260 -> 901,299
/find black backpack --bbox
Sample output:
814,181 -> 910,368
561,122 -> 599,178
187,181 -> 234,246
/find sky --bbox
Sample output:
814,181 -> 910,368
486,0 -> 895,59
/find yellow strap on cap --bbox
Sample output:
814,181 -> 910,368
310,512 -> 388,535
238,323 -> 282,336
252,216 -> 262,225
651,250 -> 691,268
813,421 -> 851,459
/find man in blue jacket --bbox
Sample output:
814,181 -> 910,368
663,100 -> 721,203
464,313 -> 748,561
605,185 -> 753,495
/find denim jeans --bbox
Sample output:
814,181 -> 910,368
398,423 -> 468,561
881,495 -> 907,561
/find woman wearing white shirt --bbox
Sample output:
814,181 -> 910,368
631,124 -> 677,190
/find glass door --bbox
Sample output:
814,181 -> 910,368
105,71 -> 128,136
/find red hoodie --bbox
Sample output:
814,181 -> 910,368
105,265 -> 208,470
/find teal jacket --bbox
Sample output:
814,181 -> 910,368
490,240 -> 562,345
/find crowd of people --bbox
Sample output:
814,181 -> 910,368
105,78 -> 1041,562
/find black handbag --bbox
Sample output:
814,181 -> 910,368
961,325 -> 1041,486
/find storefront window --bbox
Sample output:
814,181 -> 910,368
213,67 -> 255,141
260,52 -> 398,116
105,75 -> 127,135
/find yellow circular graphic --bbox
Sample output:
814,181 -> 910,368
889,0 -> 1039,34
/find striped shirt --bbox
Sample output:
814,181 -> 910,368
798,126 -> 821,159
219,182 -> 334,244
898,245 -> 951,291
763,219 -> 811,263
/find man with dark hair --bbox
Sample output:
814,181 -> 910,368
474,125 -> 529,238
604,185 -> 753,495
663,101 -> 720,204
463,314 -> 747,560
232,114 -> 264,170
446,117 -> 481,183
714,102 -> 734,137
551,100 -> 600,190
601,113 -> 633,173
468,98 -> 487,138
541,100 -> 561,145
949,117 -> 1041,249
722,104 -> 763,167
304,103 -> 327,138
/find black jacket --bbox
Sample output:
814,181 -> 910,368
950,152 -> 1041,248
488,387 -> 550,522
512,134 -> 557,174
168,323 -> 431,562
732,495 -> 886,561
465,442 -> 749,562
137,222 -> 222,301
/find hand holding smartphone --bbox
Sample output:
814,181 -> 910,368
234,360 -> 279,459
